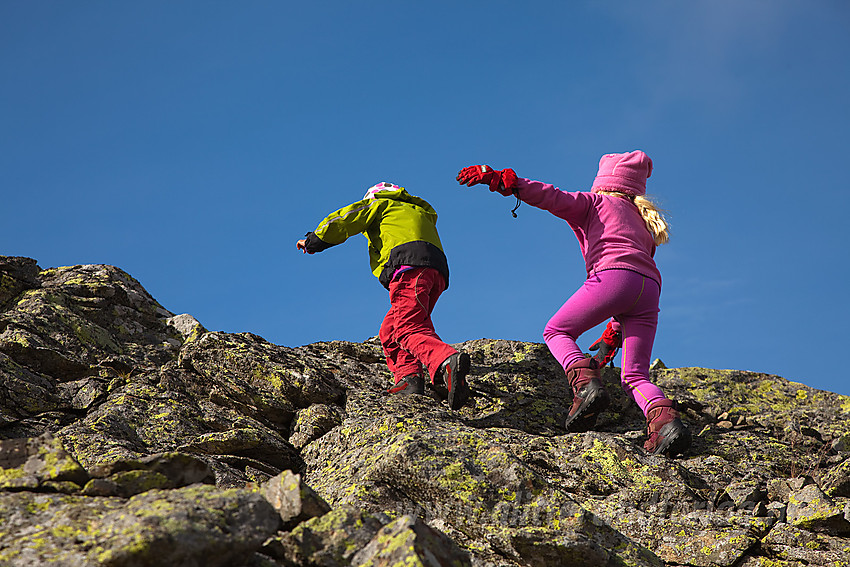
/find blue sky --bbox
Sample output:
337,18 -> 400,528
3,1 -> 849,396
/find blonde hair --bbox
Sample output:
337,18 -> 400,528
596,191 -> 670,246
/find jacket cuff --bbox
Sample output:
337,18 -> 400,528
304,232 -> 334,254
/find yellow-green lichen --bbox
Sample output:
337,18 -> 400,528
36,441 -> 86,481
579,439 -> 662,490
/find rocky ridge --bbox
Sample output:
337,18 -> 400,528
1,255 -> 849,566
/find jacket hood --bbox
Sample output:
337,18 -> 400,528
368,188 -> 438,217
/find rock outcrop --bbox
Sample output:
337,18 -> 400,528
1,255 -> 849,566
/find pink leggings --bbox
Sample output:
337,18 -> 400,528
542,269 -> 667,415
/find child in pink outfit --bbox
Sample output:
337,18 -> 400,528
457,152 -> 691,457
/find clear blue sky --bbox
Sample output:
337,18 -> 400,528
3,2 -> 849,396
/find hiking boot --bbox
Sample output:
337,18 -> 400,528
432,352 -> 471,410
643,399 -> 691,456
388,373 -> 425,395
564,357 -> 610,432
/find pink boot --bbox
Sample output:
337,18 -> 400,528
643,399 -> 691,456
564,358 -> 610,432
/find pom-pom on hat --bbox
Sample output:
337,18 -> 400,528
364,181 -> 402,200
591,150 -> 653,196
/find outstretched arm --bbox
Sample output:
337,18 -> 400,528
313,199 -> 382,245
514,178 -> 593,223
297,198 -> 384,255
457,164 -> 592,223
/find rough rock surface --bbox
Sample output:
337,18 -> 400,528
1,256 -> 849,566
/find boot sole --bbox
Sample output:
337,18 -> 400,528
651,419 -> 691,456
564,382 -> 610,432
447,353 -> 471,410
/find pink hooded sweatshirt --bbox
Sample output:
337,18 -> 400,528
515,178 -> 662,287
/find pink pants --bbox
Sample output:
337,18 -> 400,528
379,267 -> 457,382
542,269 -> 667,415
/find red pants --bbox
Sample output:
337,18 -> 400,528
379,267 -> 457,383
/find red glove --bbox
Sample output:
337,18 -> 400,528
589,321 -> 622,366
457,165 -> 517,197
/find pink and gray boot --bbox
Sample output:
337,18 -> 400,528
643,399 -> 691,456
564,357 -> 610,432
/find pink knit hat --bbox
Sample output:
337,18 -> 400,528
591,151 -> 653,196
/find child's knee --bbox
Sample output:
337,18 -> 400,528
542,323 -> 559,344
543,320 -> 579,344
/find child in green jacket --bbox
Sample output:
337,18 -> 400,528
297,182 -> 470,410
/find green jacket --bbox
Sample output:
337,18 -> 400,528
303,188 -> 449,289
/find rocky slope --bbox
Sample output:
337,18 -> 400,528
1,255 -> 849,567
